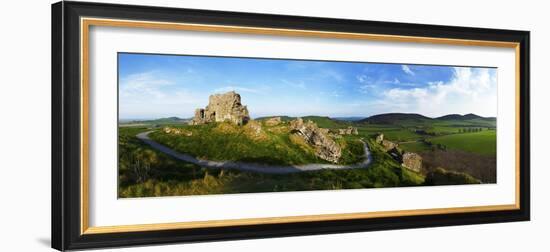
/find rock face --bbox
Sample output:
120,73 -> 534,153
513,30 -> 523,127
375,133 -> 384,144
243,120 -> 267,140
289,118 -> 342,163
190,91 -> 250,126
265,117 -> 282,126
381,139 -> 398,151
402,152 -> 422,172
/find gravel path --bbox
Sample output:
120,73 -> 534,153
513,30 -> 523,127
136,131 -> 372,174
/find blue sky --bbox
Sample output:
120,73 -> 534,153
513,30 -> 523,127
119,53 -> 497,119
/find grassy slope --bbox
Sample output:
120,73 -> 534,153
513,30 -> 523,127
149,122 -> 365,165
150,123 -> 323,165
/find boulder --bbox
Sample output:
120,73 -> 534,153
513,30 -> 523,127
337,126 -> 359,135
402,152 -> 422,172
289,118 -> 342,163
163,127 -> 192,136
264,117 -> 282,126
381,139 -> 398,151
375,133 -> 384,144
244,120 -> 266,140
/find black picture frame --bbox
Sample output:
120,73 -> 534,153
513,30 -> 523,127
52,1 -> 530,251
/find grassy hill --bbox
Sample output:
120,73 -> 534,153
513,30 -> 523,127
359,113 -> 433,125
436,113 -> 487,120
149,121 -> 364,165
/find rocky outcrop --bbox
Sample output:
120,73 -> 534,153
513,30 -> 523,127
381,139 -> 398,151
374,133 -> 422,172
331,126 -> 359,135
402,152 -> 422,172
289,118 -> 342,163
190,91 -> 250,126
243,120 -> 267,140
163,127 -> 193,136
375,133 -> 384,144
265,117 -> 282,126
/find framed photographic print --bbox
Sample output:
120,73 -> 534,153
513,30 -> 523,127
52,1 -> 530,250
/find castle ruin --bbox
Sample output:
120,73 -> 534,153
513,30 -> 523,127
190,91 -> 250,126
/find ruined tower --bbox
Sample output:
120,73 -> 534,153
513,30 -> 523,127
190,91 -> 250,126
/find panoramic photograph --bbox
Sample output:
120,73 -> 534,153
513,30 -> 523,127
118,52 -> 497,198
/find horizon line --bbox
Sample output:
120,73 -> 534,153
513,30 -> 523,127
119,112 -> 497,121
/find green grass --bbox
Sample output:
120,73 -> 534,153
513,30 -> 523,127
428,130 -> 496,156
356,125 -> 420,142
149,122 -> 366,165
399,141 -> 431,153
149,123 -> 325,165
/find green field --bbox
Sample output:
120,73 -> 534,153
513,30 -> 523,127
398,141 -> 431,153
428,130 -> 496,156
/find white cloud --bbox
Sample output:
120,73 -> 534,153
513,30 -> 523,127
281,79 -> 306,89
375,67 -> 497,117
401,65 -> 415,75
119,72 -> 174,99
119,71 -> 204,119
359,84 -> 375,94
383,78 -> 400,84
356,74 -> 368,83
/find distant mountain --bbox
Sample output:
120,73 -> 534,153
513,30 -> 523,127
359,113 -> 432,124
332,117 -> 366,122
121,116 -> 190,125
254,115 -> 296,121
257,113 -> 495,127
436,113 -> 493,121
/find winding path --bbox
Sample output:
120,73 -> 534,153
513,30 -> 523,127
136,131 -> 372,174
